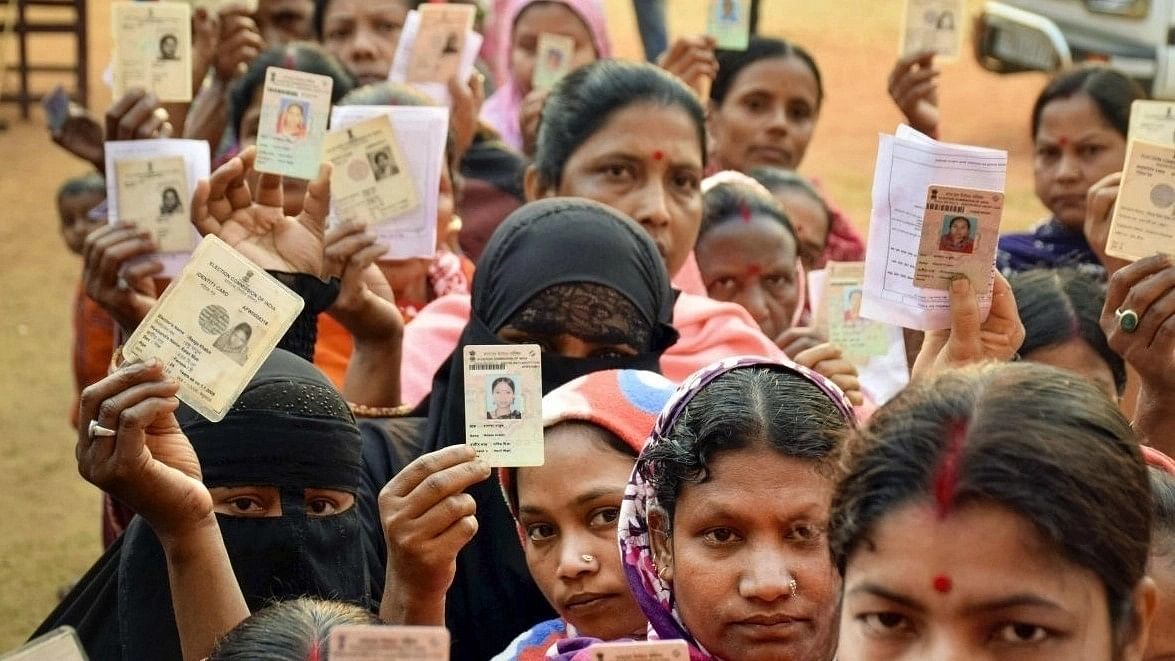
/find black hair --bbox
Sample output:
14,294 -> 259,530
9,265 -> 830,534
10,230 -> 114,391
228,42 -> 355,140
532,60 -> 706,189
209,597 -> 378,660
639,366 -> 847,522
947,215 -> 971,231
491,376 -> 515,393
1152,467 -> 1175,558
232,323 -> 253,340
160,34 -> 178,47
56,173 -> 105,207
699,180 -> 796,241
749,166 -> 831,239
313,0 -> 423,40
1010,268 -> 1126,395
712,36 -> 824,110
830,363 -> 1150,638
1030,65 -> 1146,140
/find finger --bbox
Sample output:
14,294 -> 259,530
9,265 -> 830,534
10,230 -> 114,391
384,446 -> 481,498
135,112 -> 166,140
426,513 -> 479,553
117,94 -> 161,140
105,89 -> 147,138
1103,255 -> 1173,328
1147,289 -> 1175,354
255,171 -> 284,209
111,396 -> 182,468
206,156 -> 246,221
338,243 -> 389,289
1120,267 -> 1175,347
300,162 -> 333,235
324,220 -> 371,247
793,342 -> 844,369
79,359 -> 165,437
946,276 -> 982,359
892,66 -> 939,100
190,178 -> 221,236
85,226 -> 142,273
95,234 -> 158,287
399,459 -> 491,520
324,232 -> 377,278
897,80 -> 938,109
123,257 -> 166,283
406,493 -> 478,540
95,377 -> 181,433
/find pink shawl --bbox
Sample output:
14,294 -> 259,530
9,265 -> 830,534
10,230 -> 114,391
479,0 -> 612,151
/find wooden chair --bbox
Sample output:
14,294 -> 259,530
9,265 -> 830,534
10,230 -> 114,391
0,0 -> 88,120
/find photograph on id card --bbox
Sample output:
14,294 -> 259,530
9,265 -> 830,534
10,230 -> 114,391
114,155 -> 195,254
820,262 -> 891,365
328,625 -> 449,661
1129,100 -> 1175,146
112,1 -> 192,102
899,0 -> 963,60
463,344 -> 543,467
406,3 -> 475,83
255,67 -> 334,180
913,185 -> 1003,291
533,33 -> 575,91
587,640 -> 689,660
322,114 -> 419,225
1106,139 -> 1175,261
123,236 -> 304,422
706,0 -> 751,50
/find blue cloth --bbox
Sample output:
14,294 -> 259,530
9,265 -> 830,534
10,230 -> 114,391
997,218 -> 1104,278
632,0 -> 667,62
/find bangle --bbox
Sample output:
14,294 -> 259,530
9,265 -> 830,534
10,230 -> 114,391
348,401 -> 414,418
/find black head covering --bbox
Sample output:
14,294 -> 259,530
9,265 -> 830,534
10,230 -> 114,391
417,197 -> 677,659
36,350 -> 371,660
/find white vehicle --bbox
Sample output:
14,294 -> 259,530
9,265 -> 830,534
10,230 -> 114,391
975,0 -> 1175,98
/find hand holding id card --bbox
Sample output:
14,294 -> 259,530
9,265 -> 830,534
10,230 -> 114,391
706,0 -> 751,50
406,3 -> 476,83
255,67 -> 334,180
328,625 -> 449,660
1106,139 -> 1175,261
913,185 -> 1004,291
463,345 -> 543,467
112,1 -> 192,102
533,33 -> 575,91
322,114 -> 419,225
115,155 -> 194,254
123,236 -> 304,421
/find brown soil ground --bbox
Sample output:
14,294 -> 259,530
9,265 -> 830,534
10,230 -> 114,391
0,0 -> 1045,649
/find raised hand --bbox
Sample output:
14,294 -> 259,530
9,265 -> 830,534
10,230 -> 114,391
657,35 -> 719,100
912,272 -> 1025,380
1083,171 -> 1131,278
191,145 -> 331,276
324,221 -> 402,341
791,342 -> 864,406
379,445 -> 489,625
77,360 -> 212,542
519,88 -> 550,158
888,50 -> 940,138
82,224 -> 163,333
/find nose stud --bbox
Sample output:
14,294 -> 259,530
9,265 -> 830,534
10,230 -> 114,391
789,578 -> 798,598
581,554 -> 595,563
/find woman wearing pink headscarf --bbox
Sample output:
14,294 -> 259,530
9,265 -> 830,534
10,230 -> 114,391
480,0 -> 612,153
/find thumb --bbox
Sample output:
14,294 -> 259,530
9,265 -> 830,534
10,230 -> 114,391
946,276 -> 981,361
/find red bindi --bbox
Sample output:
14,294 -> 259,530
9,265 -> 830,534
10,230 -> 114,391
1057,136 -> 1069,148
652,150 -> 665,161
739,203 -> 752,223
746,264 -> 762,277
933,575 -> 952,594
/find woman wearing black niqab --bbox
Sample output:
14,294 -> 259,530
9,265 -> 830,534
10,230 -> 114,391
33,350 -> 371,660
360,197 -> 678,660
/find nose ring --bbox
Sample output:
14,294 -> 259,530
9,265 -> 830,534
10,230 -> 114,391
789,578 -> 798,598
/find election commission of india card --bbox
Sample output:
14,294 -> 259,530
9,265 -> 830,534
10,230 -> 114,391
123,236 -> 304,422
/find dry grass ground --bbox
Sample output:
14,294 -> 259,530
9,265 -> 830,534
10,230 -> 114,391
0,0 -> 1044,649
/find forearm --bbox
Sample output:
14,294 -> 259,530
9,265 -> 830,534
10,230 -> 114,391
183,78 -> 230,147
159,516 -> 250,661
1133,382 -> 1175,457
379,574 -> 446,626
343,332 -> 403,407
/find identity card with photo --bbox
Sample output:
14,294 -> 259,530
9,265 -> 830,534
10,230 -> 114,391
462,344 -> 543,467
818,262 -> 891,364
1128,100 -> 1175,146
330,105 -> 449,259
913,185 -> 1003,291
1106,139 -> 1175,262
255,67 -> 334,180
533,33 -> 576,91
322,114 -> 419,226
123,236 -> 304,422
328,625 -> 449,661
115,155 -> 194,254
112,1 -> 192,102
406,3 -> 476,83
899,0 -> 964,60
105,138 -> 211,276
705,0 -> 751,50
586,640 -> 689,660
0,627 -> 87,661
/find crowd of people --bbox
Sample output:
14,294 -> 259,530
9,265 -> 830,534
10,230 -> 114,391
26,0 -> 1175,659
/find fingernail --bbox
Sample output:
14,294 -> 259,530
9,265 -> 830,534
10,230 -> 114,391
951,276 -> 970,294
145,358 -> 159,368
